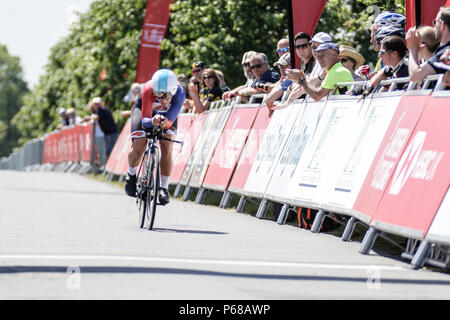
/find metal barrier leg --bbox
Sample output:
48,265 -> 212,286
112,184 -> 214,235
411,240 -> 431,270
220,191 -> 231,208
195,188 -> 206,204
173,184 -> 182,198
341,216 -> 358,241
256,198 -> 268,219
276,203 -> 290,225
236,195 -> 246,213
311,210 -> 326,233
359,227 -> 379,255
182,186 -> 192,201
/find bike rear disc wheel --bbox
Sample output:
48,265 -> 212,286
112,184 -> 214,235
148,148 -> 160,230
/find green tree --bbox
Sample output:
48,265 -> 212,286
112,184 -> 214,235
13,0 -> 148,145
161,0 -> 288,89
0,44 -> 28,157
317,0 -> 405,67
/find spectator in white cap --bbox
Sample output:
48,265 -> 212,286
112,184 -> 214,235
308,32 -> 332,84
286,42 -> 354,102
85,97 -> 119,160
58,107 -> 69,127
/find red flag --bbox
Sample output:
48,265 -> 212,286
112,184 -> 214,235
290,0 -> 328,68
135,0 -> 173,84
406,0 -> 448,30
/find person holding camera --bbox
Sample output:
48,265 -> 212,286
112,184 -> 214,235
188,69 -> 223,113
237,53 -> 280,99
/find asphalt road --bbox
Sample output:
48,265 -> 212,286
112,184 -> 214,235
0,170 -> 449,301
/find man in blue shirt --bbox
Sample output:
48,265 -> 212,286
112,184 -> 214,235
237,53 -> 280,98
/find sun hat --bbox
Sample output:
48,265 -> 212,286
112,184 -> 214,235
92,97 -> 102,104
338,45 -> 365,68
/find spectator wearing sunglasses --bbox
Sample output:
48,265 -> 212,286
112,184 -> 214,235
223,51 -> 257,100
360,36 -> 409,99
338,45 -> 365,81
189,69 -> 223,113
237,53 -> 280,98
409,7 -> 450,83
276,38 -> 290,57
308,32 -> 332,83
286,42 -> 354,102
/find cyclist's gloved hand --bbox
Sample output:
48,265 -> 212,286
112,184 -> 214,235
141,117 -> 153,130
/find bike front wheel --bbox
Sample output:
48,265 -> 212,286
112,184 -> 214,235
147,147 -> 160,230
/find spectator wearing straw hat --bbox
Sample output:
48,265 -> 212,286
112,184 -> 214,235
338,45 -> 365,82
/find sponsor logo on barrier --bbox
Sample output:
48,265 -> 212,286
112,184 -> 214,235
389,131 -> 445,195
371,126 -> 411,191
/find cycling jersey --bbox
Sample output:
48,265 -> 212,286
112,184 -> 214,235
131,82 -> 186,137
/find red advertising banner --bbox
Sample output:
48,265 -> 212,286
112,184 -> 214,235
352,94 -> 431,224
79,123 -> 94,162
369,95 -> 450,239
105,120 -> 132,175
170,112 -> 207,184
406,0 -> 448,31
202,106 -> 260,191
135,0 -> 173,83
228,106 -> 272,193
42,122 -> 96,165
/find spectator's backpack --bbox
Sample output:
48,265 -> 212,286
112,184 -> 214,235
297,207 -> 341,232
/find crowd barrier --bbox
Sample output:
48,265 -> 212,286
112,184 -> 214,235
1,74 -> 448,270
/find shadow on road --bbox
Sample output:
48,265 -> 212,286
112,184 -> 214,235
1,266 -> 450,286
152,228 -> 228,235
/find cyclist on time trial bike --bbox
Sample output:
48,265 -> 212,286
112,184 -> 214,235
125,69 -> 186,205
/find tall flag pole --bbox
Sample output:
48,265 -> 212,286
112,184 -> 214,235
135,0 -> 173,84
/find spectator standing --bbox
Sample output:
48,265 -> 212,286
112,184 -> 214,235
286,42 -> 354,102
409,6 -> 450,83
276,38 -> 290,57
190,61 -> 206,94
360,36 -> 409,98
338,45 -> 365,81
309,32 -> 332,83
237,53 -> 280,98
222,51 -> 257,100
189,69 -> 223,113
66,108 -> 82,126
58,107 -> 69,127
89,97 -> 119,159
265,53 -> 294,110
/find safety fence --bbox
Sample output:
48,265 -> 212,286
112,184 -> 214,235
1,75 -> 449,270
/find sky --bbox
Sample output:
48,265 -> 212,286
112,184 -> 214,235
0,0 -> 96,88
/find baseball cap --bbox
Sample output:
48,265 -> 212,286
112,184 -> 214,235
310,32 -> 332,44
191,61 -> 205,72
58,107 -> 66,115
314,42 -> 340,53
273,52 -> 291,67
92,97 -> 102,104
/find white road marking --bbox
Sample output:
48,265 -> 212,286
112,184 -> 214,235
0,254 -> 409,272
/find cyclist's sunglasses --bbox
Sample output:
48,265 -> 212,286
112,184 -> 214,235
154,91 -> 173,100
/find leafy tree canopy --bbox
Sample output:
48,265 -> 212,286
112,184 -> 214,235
11,0 -> 406,150
0,44 -> 28,157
